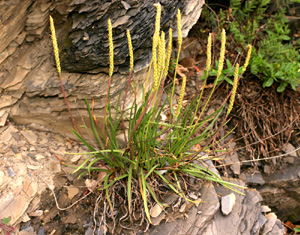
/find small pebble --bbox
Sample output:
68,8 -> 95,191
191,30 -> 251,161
7,167 -> 16,177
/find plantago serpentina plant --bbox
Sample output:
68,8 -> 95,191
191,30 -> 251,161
50,4 -> 252,232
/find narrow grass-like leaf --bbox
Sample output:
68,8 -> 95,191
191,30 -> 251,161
140,169 -> 152,223
154,170 -> 184,197
145,164 -> 160,180
72,155 -> 95,174
98,174 -> 128,190
127,164 -> 133,212
84,98 -> 104,148
145,180 -> 163,206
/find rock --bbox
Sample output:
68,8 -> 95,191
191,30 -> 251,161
258,164 -> 300,222
223,142 -> 241,175
285,156 -> 295,164
240,171 -> 265,185
151,212 -> 166,226
19,229 -> 37,235
7,167 -> 16,177
149,179 -> 284,235
0,179 -> 37,225
150,203 -> 164,218
1,125 -> 13,142
0,108 -> 9,126
49,159 -> 61,173
67,186 -> 79,200
21,130 -> 38,145
261,205 -> 272,213
85,179 -> 98,192
29,210 -> 43,217
60,0 -> 205,73
35,153 -> 45,160
221,193 -> 236,215
42,207 -> 59,224
0,0 -> 33,55
64,213 -> 77,224
0,171 -> 4,185
261,213 -> 277,235
264,165 -> 271,175
282,143 -> 297,157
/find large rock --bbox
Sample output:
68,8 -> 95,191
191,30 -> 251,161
149,179 -> 284,235
258,163 -> 300,222
60,0 -> 204,73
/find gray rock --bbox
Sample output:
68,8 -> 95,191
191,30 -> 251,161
60,0 -> 204,73
221,193 -> 236,215
261,213 -> 277,235
7,167 -> 16,177
285,156 -> 295,164
282,143 -> 297,157
240,171 -> 265,185
258,164 -> 300,222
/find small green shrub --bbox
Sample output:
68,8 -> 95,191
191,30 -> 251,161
205,0 -> 300,92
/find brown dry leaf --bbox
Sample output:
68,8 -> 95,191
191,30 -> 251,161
177,64 -> 188,78
284,221 -> 295,230
97,170 -> 107,183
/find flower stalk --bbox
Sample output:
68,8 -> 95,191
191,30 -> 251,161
49,16 -> 82,136
227,63 -> 240,115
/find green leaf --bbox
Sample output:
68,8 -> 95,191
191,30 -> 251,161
225,77 -> 234,85
263,78 -> 274,87
294,227 -> 300,232
140,169 -> 152,223
226,59 -> 232,68
1,217 -> 11,225
274,71 -> 283,77
281,35 -> 290,40
127,164 -> 133,212
290,83 -> 297,91
277,82 -> 287,92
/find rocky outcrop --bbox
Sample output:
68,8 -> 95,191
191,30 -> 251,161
0,0 -> 204,138
60,0 -> 204,73
258,162 -> 300,223
237,143 -> 300,224
149,179 -> 284,235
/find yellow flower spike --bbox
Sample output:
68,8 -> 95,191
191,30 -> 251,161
108,19 -> 114,77
158,31 -> 165,76
152,47 -> 159,91
242,44 -> 252,73
206,33 -> 212,73
164,27 -> 173,77
216,29 -> 226,81
177,9 -> 182,46
49,16 -> 61,76
175,75 -> 186,117
127,29 -> 134,72
227,63 -> 240,115
153,3 -> 161,51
